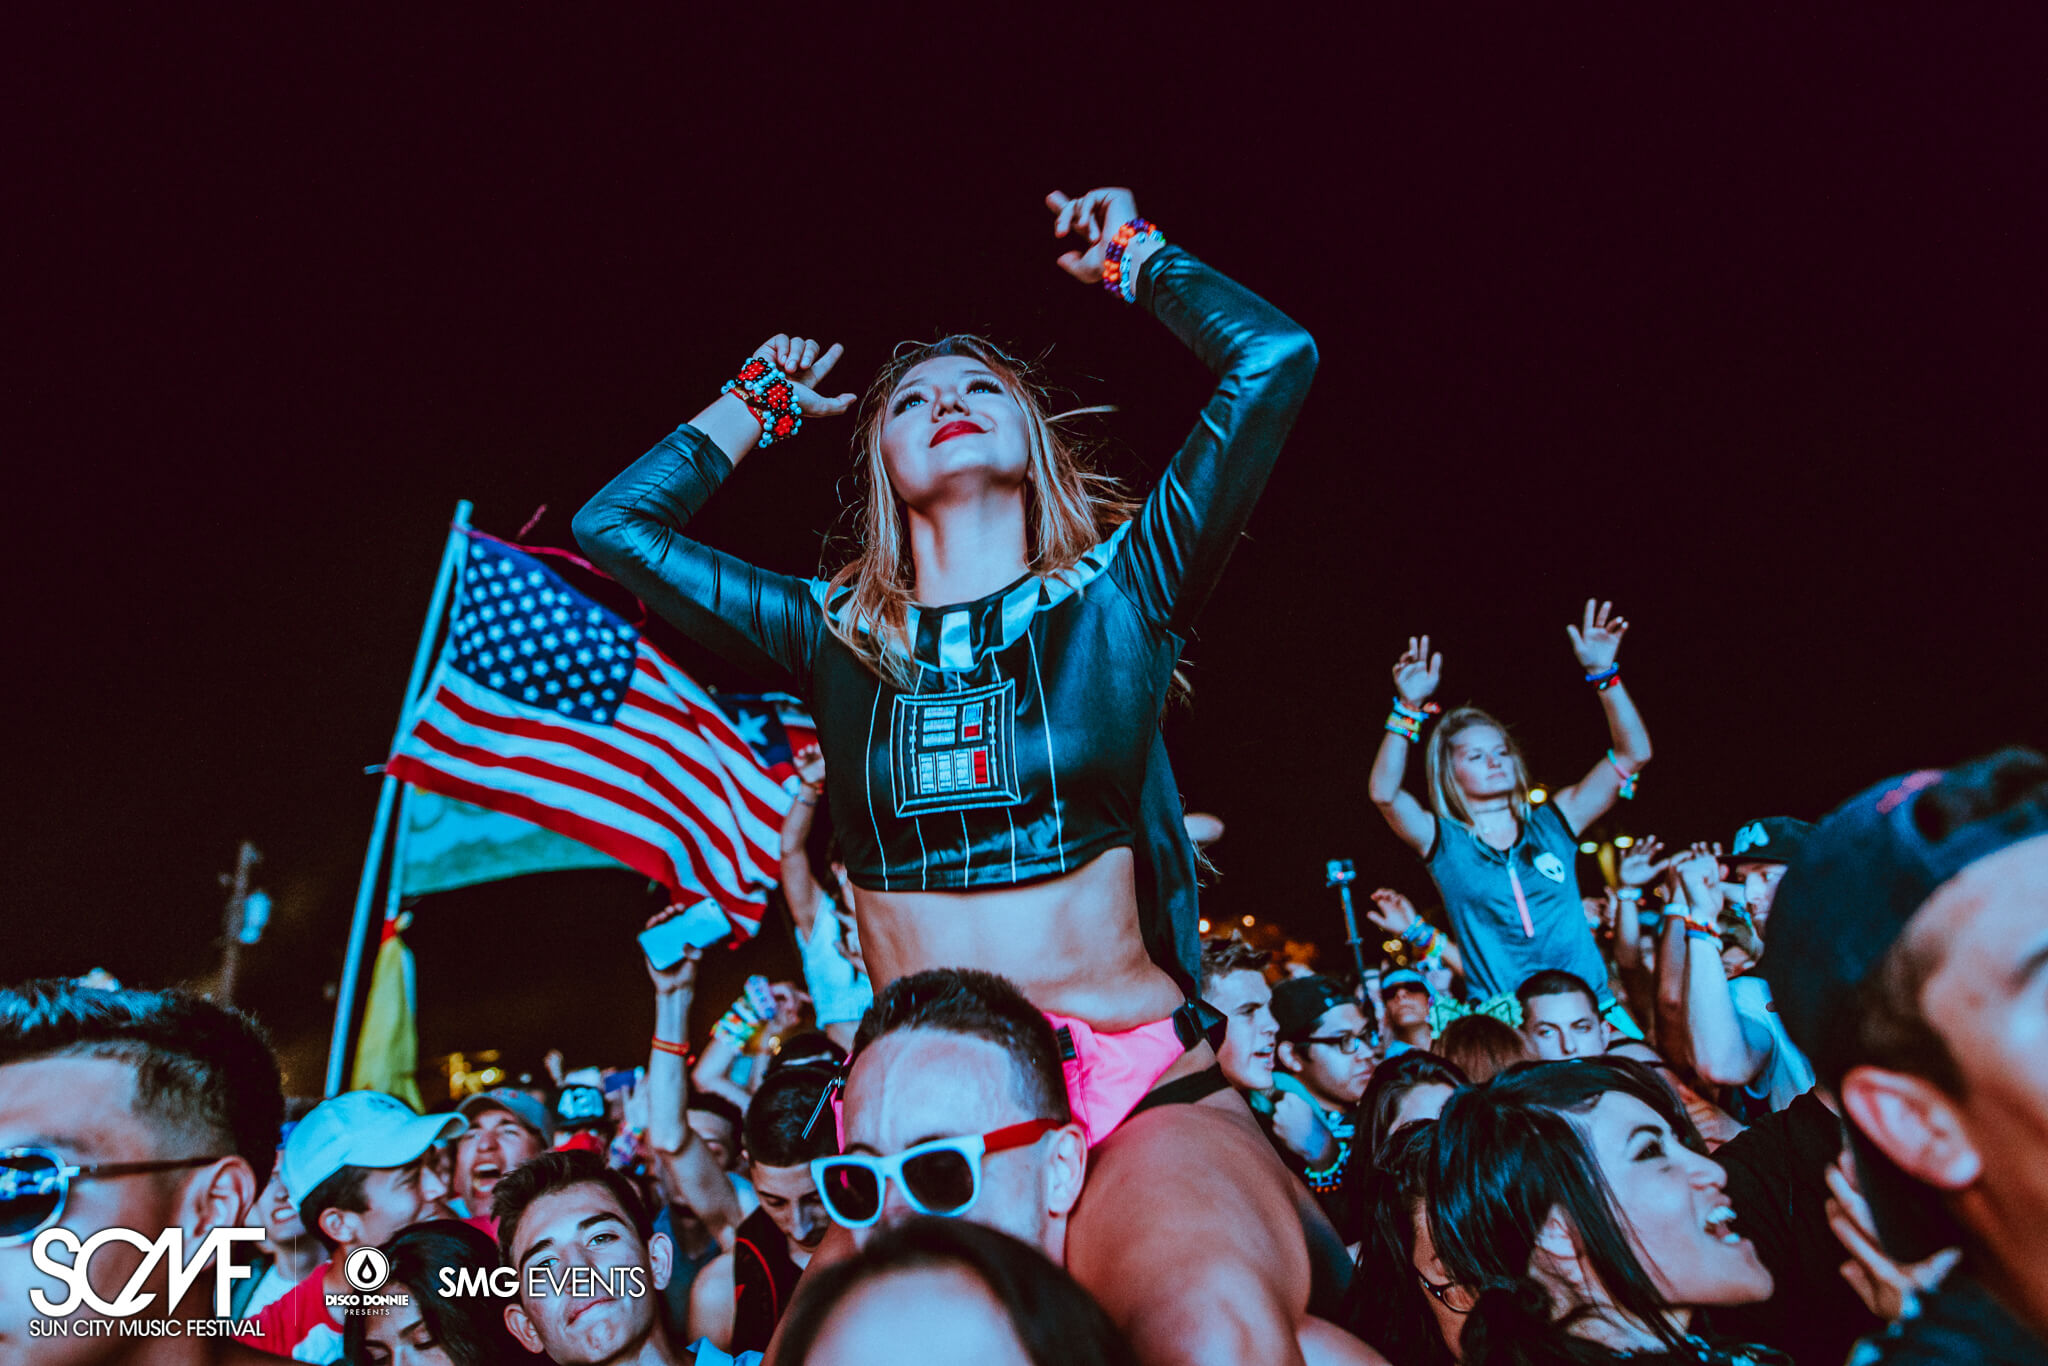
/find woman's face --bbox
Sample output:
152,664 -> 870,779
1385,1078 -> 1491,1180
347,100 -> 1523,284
1575,1092 -> 1773,1307
879,355 -> 1031,514
1447,726 -> 1517,802
807,1265 -> 1031,1366
1409,1198 -> 1467,1362
358,1292 -> 454,1366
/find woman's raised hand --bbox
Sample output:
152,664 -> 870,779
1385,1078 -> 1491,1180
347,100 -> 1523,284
1566,599 -> 1630,671
1392,635 -> 1443,707
753,334 -> 858,418
1045,187 -> 1142,283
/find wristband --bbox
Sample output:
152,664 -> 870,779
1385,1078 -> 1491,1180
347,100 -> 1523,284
651,1036 -> 688,1057
1682,918 -> 1720,942
712,998 -> 766,1047
1384,697 -> 1440,743
1584,664 -> 1621,685
1102,218 -> 1166,303
1614,886 -> 1643,902
1606,749 -> 1640,800
721,357 -> 803,446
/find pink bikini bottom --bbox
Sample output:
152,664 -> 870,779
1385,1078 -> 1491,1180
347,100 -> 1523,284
1040,1010 -> 1193,1148
830,1007 -> 1207,1150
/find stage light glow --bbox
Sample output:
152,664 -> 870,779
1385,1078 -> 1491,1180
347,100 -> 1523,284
1241,915 -> 1255,927
1579,841 -> 1599,854
1198,918 -> 1210,933
1614,835 -> 1635,848
1529,788 -> 1549,804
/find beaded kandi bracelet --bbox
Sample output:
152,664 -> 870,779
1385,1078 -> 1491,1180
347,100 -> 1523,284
1384,697 -> 1440,743
1102,218 -> 1167,303
721,356 -> 804,447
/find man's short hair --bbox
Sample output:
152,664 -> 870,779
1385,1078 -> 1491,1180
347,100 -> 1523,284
1198,937 -> 1270,999
686,1090 -> 744,1137
1515,969 -> 1600,1018
742,1064 -> 843,1169
0,980 -> 283,1187
853,969 -> 1071,1127
491,1148 -> 651,1265
300,1165 -> 371,1252
1846,754 -> 2048,1099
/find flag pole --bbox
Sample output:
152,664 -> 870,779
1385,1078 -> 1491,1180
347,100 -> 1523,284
324,500 -> 473,1097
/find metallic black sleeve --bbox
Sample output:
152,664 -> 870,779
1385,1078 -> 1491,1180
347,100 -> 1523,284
1119,245 -> 1319,636
572,423 -> 824,690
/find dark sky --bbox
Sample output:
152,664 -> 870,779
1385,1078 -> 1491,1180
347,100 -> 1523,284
13,11 -> 2044,1097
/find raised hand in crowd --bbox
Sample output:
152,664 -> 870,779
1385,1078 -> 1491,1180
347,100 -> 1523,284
1045,186 -> 1147,282
1368,638 -> 1444,853
1565,597 -> 1630,673
1392,634 -> 1443,709
688,333 -> 859,468
1551,598 -> 1653,834
1366,886 -> 1465,982
641,905 -> 745,1249
1619,834 -> 1671,889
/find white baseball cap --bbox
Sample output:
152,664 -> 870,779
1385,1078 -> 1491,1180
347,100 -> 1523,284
282,1090 -> 466,1205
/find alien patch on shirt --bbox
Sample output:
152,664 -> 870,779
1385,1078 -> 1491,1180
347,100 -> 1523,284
1534,851 -> 1568,883
890,680 -> 1024,817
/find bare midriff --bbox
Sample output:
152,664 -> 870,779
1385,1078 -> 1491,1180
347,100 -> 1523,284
853,846 -> 1189,1033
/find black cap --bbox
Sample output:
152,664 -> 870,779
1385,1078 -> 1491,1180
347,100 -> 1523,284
1269,975 -> 1354,1042
1767,747 -> 2048,1258
1726,816 -> 1815,866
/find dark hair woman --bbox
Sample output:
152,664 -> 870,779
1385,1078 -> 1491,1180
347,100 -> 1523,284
1426,1059 -> 1780,1366
574,187 -> 1331,1358
1345,1121 -> 1464,1366
1358,1050 -> 1468,1164
774,1217 -> 1136,1366
343,1219 -> 524,1366
1365,609 -> 1652,1024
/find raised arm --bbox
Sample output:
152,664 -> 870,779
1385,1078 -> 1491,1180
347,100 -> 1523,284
1368,637 -> 1442,855
571,336 -> 856,688
640,911 -> 744,1247
779,745 -> 829,939
1552,600 -> 1654,834
1670,846 -> 1771,1088
1045,188 -> 1318,636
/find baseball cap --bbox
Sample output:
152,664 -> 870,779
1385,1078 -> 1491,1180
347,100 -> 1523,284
1269,975 -> 1356,1042
1726,816 -> 1815,867
1767,747 -> 2048,1257
555,1084 -> 607,1129
281,1090 -> 466,1205
457,1087 -> 553,1144
1380,968 -> 1435,1002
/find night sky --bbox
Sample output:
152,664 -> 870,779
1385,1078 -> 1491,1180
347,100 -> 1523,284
13,12 -> 2044,1098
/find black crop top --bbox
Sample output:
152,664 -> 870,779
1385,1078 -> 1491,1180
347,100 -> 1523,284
574,245 -> 1316,894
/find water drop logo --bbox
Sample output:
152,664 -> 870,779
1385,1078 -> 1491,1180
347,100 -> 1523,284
345,1246 -> 391,1293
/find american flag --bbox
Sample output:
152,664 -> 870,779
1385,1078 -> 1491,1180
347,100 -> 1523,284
385,531 -> 797,939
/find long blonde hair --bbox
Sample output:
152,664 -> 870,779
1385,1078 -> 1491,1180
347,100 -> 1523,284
823,336 -> 1136,687
1424,706 -> 1533,829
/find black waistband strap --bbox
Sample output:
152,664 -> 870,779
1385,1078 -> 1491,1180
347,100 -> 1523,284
1129,1064 -> 1232,1118
1173,998 -> 1228,1054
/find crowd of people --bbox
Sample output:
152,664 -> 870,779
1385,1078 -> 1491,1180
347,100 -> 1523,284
6,183 -> 2044,1366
